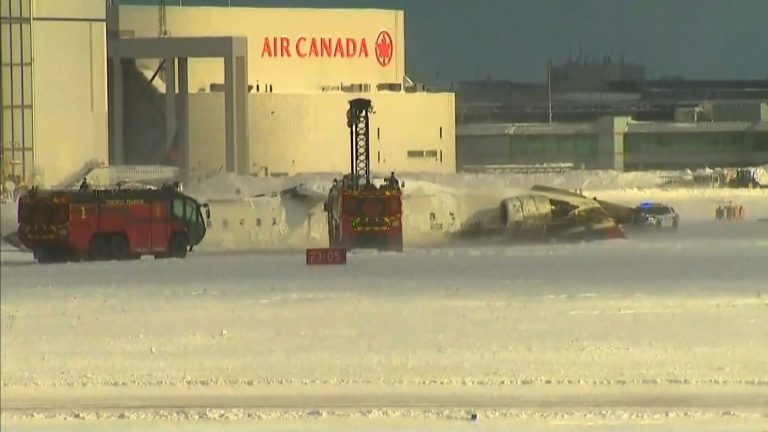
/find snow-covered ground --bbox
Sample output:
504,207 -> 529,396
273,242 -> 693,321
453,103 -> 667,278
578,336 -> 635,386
2,170 -> 768,431
2,218 -> 767,431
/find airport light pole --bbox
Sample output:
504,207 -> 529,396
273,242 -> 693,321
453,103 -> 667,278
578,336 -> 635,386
547,60 -> 553,124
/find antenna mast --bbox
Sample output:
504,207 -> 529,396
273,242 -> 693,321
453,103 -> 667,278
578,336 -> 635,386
547,60 -> 553,124
159,0 -> 168,38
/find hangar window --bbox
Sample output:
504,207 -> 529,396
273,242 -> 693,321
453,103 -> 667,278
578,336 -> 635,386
527,141 -> 544,154
560,142 -> 575,154
575,142 -> 595,154
408,150 -> 439,158
754,133 -> 768,151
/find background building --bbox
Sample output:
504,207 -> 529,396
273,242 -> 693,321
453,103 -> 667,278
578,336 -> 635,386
455,57 -> 768,171
458,105 -> 768,172
454,57 -> 768,124
1,0 -> 107,188
111,4 -> 456,181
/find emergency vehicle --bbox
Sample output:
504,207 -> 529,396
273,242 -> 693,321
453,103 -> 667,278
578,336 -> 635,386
631,202 -> 679,230
324,98 -> 404,252
17,183 -> 209,263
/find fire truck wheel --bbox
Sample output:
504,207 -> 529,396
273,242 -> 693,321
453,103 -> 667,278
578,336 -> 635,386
34,248 -> 58,264
89,236 -> 109,261
33,248 -> 47,263
380,237 -> 403,252
169,233 -> 188,259
110,235 -> 130,260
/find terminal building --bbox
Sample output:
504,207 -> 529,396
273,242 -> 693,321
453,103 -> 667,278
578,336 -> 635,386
455,58 -> 768,171
458,110 -> 768,172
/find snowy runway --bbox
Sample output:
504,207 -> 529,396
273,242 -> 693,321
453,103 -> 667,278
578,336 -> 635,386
4,220 -> 766,295
2,220 -> 767,430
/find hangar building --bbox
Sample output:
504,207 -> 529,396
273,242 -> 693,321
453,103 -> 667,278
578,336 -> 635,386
2,1 -> 455,189
1,0 -> 107,188
110,3 -> 456,182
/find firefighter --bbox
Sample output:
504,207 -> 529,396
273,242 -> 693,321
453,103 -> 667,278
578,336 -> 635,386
387,171 -> 399,189
79,177 -> 89,191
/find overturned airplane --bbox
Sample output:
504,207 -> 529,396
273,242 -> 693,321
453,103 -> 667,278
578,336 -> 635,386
455,185 -> 635,243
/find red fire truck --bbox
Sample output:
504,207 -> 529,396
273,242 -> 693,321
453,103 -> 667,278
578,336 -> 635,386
324,98 -> 404,252
17,184 -> 210,263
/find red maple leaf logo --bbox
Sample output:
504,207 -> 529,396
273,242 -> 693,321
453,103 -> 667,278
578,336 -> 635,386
375,30 -> 393,67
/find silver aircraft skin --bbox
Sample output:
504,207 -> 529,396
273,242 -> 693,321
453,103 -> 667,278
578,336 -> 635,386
455,185 -> 631,243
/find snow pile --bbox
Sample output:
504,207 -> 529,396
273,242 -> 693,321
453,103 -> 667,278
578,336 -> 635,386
186,172 -> 340,202
185,169 -> 667,204
52,158 -> 105,188
755,165 -> 768,185
0,199 -> 18,237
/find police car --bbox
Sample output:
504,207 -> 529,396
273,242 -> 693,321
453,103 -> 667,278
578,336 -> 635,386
632,202 -> 679,230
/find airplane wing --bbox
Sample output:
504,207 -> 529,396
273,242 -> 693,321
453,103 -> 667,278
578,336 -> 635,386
530,184 -> 586,198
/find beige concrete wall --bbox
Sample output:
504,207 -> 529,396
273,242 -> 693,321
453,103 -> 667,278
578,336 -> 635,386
31,0 -> 107,187
118,6 -> 405,93
188,92 -> 226,181
1,0 -> 33,184
33,0 -> 104,19
185,91 -> 455,180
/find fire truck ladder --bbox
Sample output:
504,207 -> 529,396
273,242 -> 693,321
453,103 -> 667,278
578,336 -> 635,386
346,98 -> 373,186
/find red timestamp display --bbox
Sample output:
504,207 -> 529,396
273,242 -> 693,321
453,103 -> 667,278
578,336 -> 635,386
305,248 -> 347,265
